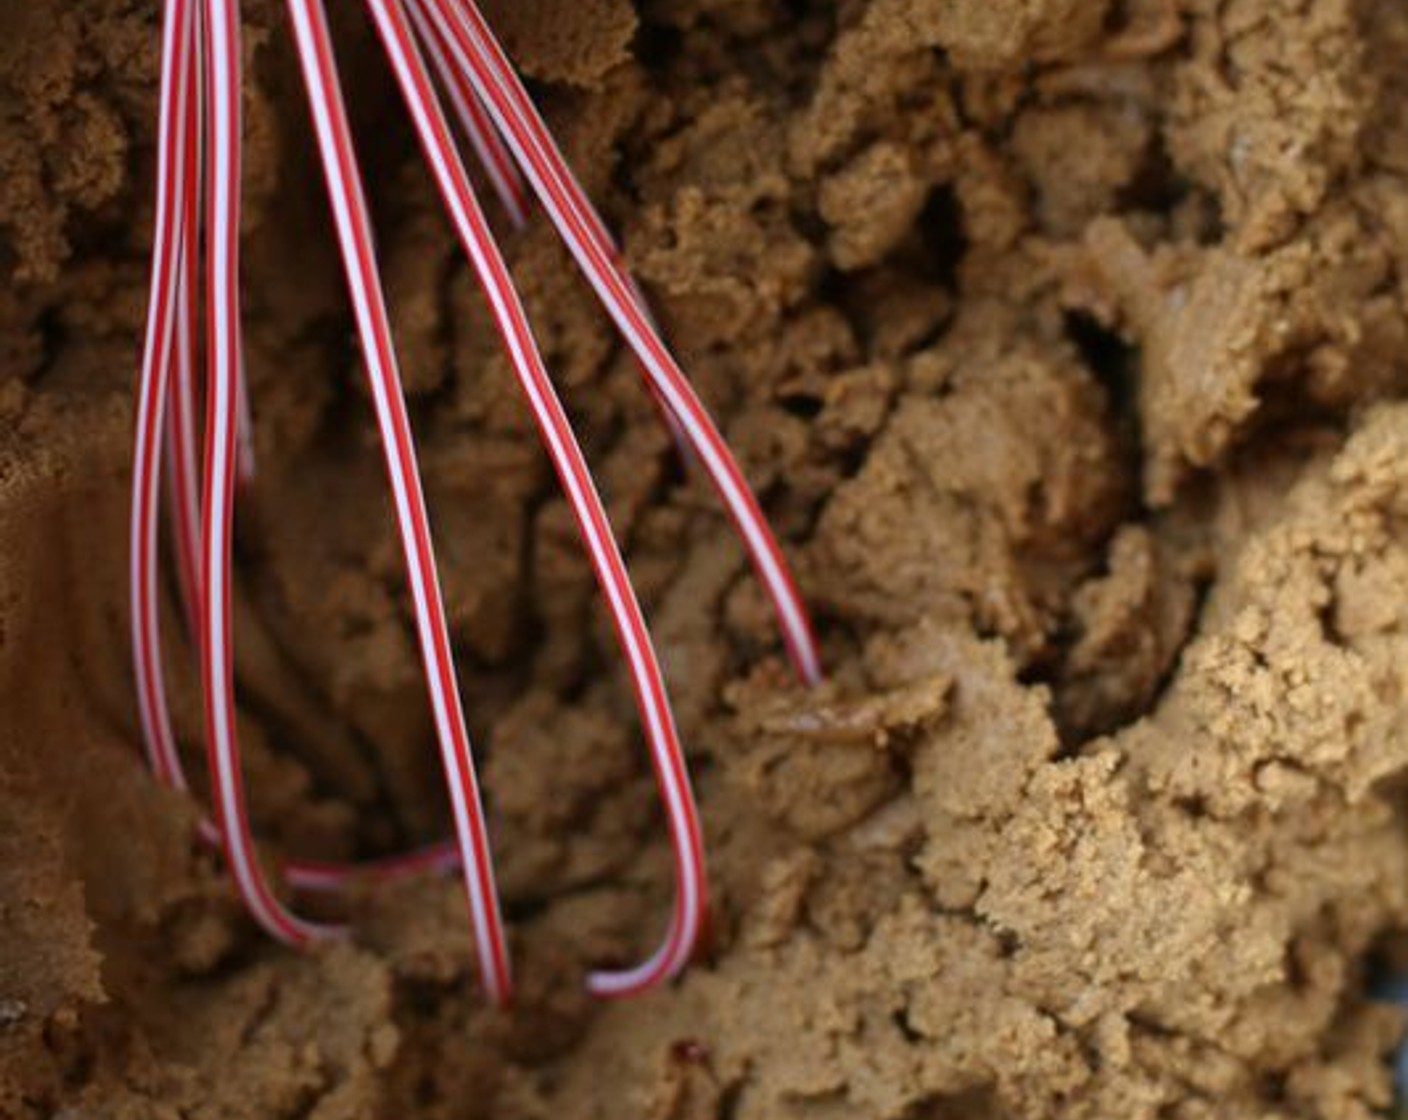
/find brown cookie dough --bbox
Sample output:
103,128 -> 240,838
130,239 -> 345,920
6,0 -> 1408,1117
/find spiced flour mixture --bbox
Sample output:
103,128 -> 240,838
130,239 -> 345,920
4,0 -> 1408,1116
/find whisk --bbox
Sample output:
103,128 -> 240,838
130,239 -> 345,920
130,0 -> 821,1007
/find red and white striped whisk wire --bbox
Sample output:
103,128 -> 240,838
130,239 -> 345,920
200,0 -> 345,946
369,0 -> 706,996
134,0 -> 496,899
131,0 -> 824,1006
415,0 -> 822,688
283,0 -> 512,1003
132,0 -> 199,793
404,0 -> 528,229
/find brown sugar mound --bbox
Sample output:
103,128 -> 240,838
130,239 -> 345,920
6,0 -> 1408,1116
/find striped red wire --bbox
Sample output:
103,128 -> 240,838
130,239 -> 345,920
132,0 -> 198,794
404,0 -> 529,230
284,0 -> 513,999
202,0 -> 347,946
366,0 -> 706,996
419,0 -> 823,688
135,0 -> 468,893
131,0 -> 822,1004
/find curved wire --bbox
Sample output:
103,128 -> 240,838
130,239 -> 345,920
200,0 -> 342,945
132,0 -> 199,792
421,0 -> 823,686
284,0 -> 512,1004
371,0 -> 707,995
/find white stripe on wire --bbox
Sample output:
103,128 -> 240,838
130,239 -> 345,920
203,0 -> 338,945
164,233 -> 201,639
424,0 -> 821,687
448,3 -> 821,682
378,0 -> 703,994
133,0 -> 791,996
168,0 -> 246,628
165,0 -> 204,661
404,0 -> 527,228
387,0 -> 704,991
290,0 -> 502,1000
134,2 -> 465,894
285,0 -> 511,1005
132,0 -> 197,792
